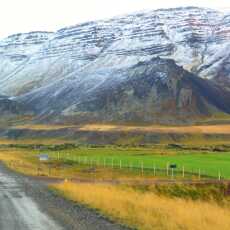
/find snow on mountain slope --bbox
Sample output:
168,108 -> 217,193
0,7 -> 230,123
0,7 -> 230,97
19,57 -> 230,123
0,32 -> 53,77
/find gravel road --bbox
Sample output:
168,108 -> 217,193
0,163 -> 129,230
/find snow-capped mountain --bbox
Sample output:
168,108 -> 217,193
0,7 -> 230,123
19,57 -> 230,123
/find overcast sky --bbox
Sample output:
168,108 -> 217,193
0,0 -> 230,39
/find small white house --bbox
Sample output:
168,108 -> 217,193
38,154 -> 49,161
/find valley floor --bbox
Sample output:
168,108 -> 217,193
11,123 -> 230,134
2,122 -> 230,146
0,142 -> 229,230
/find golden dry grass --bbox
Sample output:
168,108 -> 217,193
0,138 -> 75,145
12,124 -> 75,130
78,124 -> 230,134
0,149 -> 24,162
0,149 -> 39,175
10,123 -> 230,134
0,149 -> 72,177
53,182 -> 230,230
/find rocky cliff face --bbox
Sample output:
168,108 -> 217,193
0,7 -> 230,123
19,58 -> 230,124
0,95 -> 29,116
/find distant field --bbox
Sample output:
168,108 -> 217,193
78,124 -> 230,134
47,147 -> 230,179
2,123 -> 230,146
0,138 -> 75,145
12,124 -> 75,130
3,146 -> 229,180
12,123 -> 230,134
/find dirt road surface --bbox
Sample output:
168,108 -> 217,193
0,163 -> 128,230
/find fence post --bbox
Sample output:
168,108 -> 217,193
120,160 -> 122,169
198,169 -> 201,180
171,168 -> 174,179
141,162 -> 144,176
218,171 -> 221,181
37,164 -> 39,176
182,166 -> 185,178
48,164 -> 51,176
166,162 -> 169,176
129,162 -> 132,171
153,165 -> 156,176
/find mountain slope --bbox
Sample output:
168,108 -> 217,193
0,7 -> 230,123
0,95 -> 29,116
19,58 -> 230,124
0,7 -> 230,96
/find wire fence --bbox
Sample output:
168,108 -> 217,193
44,153 -> 225,181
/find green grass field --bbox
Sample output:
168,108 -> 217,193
44,147 -> 230,179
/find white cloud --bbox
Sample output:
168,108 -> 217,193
0,0 -> 229,38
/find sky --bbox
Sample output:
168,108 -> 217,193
0,0 -> 230,39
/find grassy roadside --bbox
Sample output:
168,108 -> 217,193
52,182 -> 230,230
